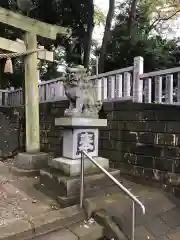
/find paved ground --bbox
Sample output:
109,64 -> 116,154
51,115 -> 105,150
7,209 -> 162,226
1,160 -> 180,239
104,178 -> 180,240
0,161 -> 60,227
0,161 -> 65,239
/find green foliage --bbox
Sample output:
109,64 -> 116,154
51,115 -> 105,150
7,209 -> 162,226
0,0 -> 96,88
103,1 -> 180,72
94,6 -> 105,26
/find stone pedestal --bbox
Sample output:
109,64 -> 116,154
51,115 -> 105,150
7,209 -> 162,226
15,152 -> 48,170
12,152 -> 48,176
39,117 -> 120,207
52,118 -> 108,176
48,157 -> 109,177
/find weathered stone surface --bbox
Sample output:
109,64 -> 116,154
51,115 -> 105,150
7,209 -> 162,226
40,168 -> 120,197
94,210 -> 127,240
0,219 -> 33,240
69,220 -> 104,240
138,132 -> 156,144
62,128 -> 99,159
33,205 -> 85,236
55,117 -> 107,128
37,229 -> 78,240
0,108 -> 23,158
83,193 -> 122,219
9,165 -> 39,177
0,162 -> 85,240
3,99 -> 180,196
157,133 -> 176,146
15,152 -> 48,170
48,156 -> 109,176
63,66 -> 102,118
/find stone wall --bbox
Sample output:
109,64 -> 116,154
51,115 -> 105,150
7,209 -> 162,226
39,101 -> 69,157
0,107 -> 22,158
99,100 -> 180,195
39,99 -> 180,180
0,101 -> 68,158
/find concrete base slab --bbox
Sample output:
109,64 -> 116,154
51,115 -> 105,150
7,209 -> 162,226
48,157 -> 109,177
15,152 -> 48,170
40,168 -> 120,198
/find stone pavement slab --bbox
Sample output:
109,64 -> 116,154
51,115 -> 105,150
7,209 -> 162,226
0,162 -> 85,239
84,176 -> 180,240
168,226 -> 180,240
38,229 -> 78,240
2,160 -> 180,240
106,178 -> 180,240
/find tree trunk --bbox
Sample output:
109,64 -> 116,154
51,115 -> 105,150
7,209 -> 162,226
98,0 -> 115,73
127,0 -> 138,38
83,0 -> 94,68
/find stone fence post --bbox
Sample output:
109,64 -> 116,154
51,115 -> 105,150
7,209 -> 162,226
133,56 -> 144,102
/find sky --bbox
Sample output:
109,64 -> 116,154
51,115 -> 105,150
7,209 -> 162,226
93,0 -> 109,45
93,1 -> 180,41
94,0 -> 109,13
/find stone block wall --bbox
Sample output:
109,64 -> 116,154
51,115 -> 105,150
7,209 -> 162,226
0,101 -> 68,158
0,107 -> 21,158
39,99 -> 180,183
39,100 -> 68,157
99,100 -> 180,195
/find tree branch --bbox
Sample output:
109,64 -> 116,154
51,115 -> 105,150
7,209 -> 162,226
148,8 -> 180,33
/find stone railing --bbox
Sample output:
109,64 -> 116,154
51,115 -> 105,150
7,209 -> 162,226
90,65 -> 134,101
0,59 -> 136,106
2,56 -> 180,106
140,67 -> 180,104
4,77 -> 67,107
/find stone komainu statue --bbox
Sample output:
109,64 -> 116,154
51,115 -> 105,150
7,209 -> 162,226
64,65 -> 102,118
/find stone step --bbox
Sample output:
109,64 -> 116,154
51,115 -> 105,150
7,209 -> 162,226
0,205 -> 85,240
94,210 -> 128,240
35,220 -> 105,240
55,180 -> 122,208
39,168 -> 120,197
83,192 -> 123,219
38,168 -> 120,207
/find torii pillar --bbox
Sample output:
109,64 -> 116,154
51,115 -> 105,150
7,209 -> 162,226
0,7 -> 70,172
24,33 -> 40,154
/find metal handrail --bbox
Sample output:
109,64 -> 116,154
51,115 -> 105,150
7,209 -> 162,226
80,150 -> 146,240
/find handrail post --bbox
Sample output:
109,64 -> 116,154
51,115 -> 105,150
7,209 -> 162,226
132,201 -> 135,240
79,149 -> 145,240
80,152 -> 84,208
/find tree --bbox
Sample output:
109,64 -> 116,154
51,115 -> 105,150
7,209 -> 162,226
0,0 -> 100,87
98,0 -> 115,73
82,0 -> 94,68
102,0 -> 180,73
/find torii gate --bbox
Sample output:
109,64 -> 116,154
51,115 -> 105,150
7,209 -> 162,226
0,7 -> 70,169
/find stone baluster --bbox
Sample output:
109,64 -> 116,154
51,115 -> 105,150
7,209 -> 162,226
124,72 -> 131,97
155,76 -> 162,103
144,78 -> 152,103
165,74 -> 173,104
